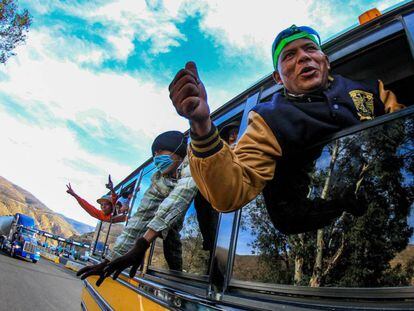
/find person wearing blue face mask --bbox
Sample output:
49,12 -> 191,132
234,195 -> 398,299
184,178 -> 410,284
151,130 -> 187,176
153,154 -> 174,173
77,131 -> 198,285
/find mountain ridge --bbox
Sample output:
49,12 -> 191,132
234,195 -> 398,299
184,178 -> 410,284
0,175 -> 92,237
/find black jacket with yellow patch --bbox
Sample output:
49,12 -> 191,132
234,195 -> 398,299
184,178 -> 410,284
254,75 -> 383,155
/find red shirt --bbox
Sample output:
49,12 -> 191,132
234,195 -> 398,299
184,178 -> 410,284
74,193 -> 126,223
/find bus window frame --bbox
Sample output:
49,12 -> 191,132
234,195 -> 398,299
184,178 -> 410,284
227,105 -> 414,300
327,19 -> 403,63
144,100 -> 252,284
322,2 -> 414,62
201,91 -> 262,293
100,179 -> 139,259
403,9 -> 414,57
90,173 -> 142,259
220,15 -> 414,300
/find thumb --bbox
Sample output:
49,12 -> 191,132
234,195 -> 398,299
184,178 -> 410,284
185,61 -> 199,81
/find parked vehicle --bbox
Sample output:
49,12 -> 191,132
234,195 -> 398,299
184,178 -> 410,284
0,213 -> 41,263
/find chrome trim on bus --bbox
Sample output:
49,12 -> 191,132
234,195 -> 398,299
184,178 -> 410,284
83,280 -> 113,311
328,20 -> 403,63
80,301 -> 87,311
221,291 -> 414,311
402,10 -> 414,57
310,104 -> 414,149
119,276 -> 224,310
228,279 -> 414,300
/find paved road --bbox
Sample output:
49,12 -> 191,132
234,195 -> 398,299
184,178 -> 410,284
0,251 -> 82,311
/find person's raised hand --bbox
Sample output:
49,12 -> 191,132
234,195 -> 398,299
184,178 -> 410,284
105,175 -> 114,191
169,61 -> 211,136
66,183 -> 76,196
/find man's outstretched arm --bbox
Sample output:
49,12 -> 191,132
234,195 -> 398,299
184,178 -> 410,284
66,183 -> 109,221
169,62 -> 282,212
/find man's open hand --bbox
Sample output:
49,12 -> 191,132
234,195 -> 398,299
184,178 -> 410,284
169,62 -> 211,136
95,237 -> 150,286
76,259 -> 109,282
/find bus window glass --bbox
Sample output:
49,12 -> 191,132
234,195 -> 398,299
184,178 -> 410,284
93,221 -> 111,257
233,113 -> 414,287
96,180 -> 138,257
129,163 -> 157,217
331,32 -> 413,107
150,193 -> 219,276
98,165 -> 157,257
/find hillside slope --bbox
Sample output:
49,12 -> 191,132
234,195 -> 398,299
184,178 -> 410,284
60,214 -> 94,234
0,176 -> 79,237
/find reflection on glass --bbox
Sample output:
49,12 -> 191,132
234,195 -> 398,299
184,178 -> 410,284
150,193 -> 218,275
233,116 -> 414,287
129,164 -> 157,217
94,164 -> 157,257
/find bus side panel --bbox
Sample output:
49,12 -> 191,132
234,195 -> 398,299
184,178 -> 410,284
81,287 -> 102,311
83,276 -> 168,311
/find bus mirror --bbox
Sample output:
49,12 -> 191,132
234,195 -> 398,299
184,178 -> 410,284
359,8 -> 381,25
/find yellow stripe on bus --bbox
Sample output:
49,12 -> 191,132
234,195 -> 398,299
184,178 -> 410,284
82,276 -> 168,311
81,287 -> 102,311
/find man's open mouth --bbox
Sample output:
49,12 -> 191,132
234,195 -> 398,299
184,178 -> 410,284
299,66 -> 317,77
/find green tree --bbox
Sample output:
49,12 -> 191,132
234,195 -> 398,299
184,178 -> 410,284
237,116 -> 413,287
325,119 -> 414,287
0,0 -> 31,63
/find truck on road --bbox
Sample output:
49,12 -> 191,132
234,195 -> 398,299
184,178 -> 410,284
0,213 -> 40,263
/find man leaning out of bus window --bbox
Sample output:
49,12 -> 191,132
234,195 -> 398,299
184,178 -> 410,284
76,131 -> 198,286
168,25 -> 406,235
65,175 -> 126,223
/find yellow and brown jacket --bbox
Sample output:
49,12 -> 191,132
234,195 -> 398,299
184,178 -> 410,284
188,75 -> 404,215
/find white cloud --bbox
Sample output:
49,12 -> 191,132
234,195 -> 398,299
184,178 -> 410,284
1,28 -> 189,137
0,24 -> 190,226
26,0 -> 405,64
179,0 -> 405,63
0,110 -> 131,226
83,0 -> 186,59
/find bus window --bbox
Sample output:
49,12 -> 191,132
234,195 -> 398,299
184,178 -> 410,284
232,111 -> 414,288
148,117 -> 243,276
149,197 -> 217,276
95,179 -> 138,258
128,163 -> 157,217
98,164 -> 157,258
331,31 -> 414,107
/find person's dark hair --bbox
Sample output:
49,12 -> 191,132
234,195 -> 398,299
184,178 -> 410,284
219,121 -> 240,143
121,190 -> 132,199
151,131 -> 187,158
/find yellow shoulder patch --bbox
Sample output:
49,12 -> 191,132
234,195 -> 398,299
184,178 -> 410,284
349,90 -> 374,120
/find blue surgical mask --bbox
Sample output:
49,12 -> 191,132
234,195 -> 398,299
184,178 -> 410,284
153,154 -> 174,173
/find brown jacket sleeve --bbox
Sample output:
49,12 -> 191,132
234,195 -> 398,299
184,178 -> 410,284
189,111 -> 282,212
378,80 -> 406,113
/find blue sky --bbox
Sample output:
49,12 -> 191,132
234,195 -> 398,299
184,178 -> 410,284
0,0 -> 408,226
